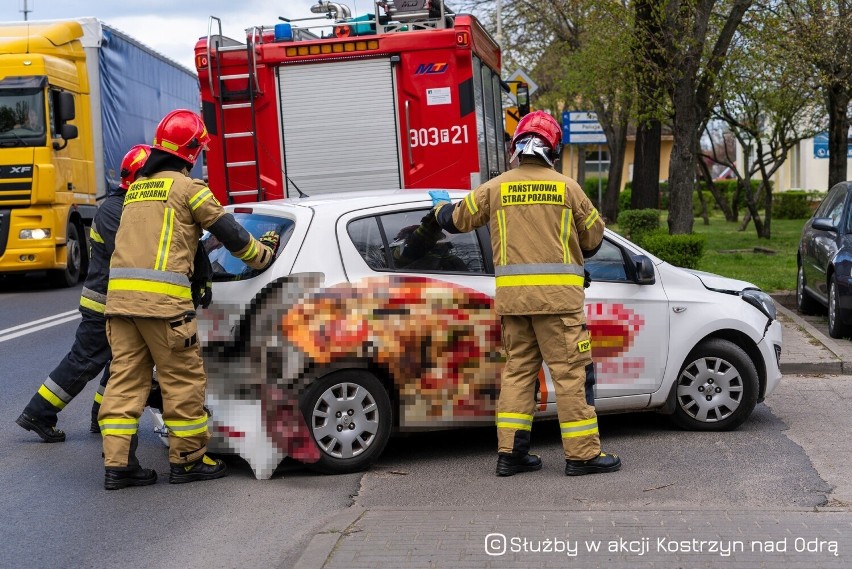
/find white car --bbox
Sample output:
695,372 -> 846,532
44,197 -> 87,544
196,190 -> 782,479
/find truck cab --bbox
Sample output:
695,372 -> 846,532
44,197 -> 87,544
0,20 -> 94,286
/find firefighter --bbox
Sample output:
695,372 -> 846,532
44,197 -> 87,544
99,109 -> 277,490
432,111 -> 621,476
16,144 -> 152,443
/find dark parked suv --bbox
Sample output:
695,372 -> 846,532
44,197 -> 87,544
798,181 -> 852,337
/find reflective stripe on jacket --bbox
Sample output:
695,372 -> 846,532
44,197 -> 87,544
447,159 -> 604,316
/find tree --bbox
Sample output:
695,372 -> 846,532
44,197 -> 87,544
706,7 -> 826,238
658,0 -> 756,235
631,0 -> 668,210
781,1 -> 852,190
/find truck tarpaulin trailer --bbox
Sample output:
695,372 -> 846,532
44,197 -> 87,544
0,18 -> 201,286
195,0 -> 507,204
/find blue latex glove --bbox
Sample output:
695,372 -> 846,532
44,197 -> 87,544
429,190 -> 451,207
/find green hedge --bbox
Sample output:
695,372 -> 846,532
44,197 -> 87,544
772,190 -> 810,219
583,177 -> 607,207
616,209 -> 660,242
641,232 -> 705,269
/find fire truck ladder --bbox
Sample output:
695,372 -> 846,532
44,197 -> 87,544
207,17 -> 264,203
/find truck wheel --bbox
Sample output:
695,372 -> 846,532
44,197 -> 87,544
49,222 -> 84,288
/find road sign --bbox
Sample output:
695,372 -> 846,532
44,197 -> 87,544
562,110 -> 606,145
507,68 -> 538,95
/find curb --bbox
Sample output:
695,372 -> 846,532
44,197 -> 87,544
773,299 -> 848,374
292,506 -> 366,569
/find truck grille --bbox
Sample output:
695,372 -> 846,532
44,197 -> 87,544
0,164 -> 34,205
0,181 -> 32,204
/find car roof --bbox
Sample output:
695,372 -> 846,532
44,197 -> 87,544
249,189 -> 469,213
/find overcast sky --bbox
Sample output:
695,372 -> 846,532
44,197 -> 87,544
0,0 -> 384,70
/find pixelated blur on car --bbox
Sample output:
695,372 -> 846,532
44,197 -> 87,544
196,190 -> 783,478
797,181 -> 852,338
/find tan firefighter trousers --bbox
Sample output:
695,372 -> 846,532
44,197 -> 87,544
100,315 -> 209,468
497,314 -> 600,461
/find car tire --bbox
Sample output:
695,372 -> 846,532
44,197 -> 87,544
49,222 -> 84,288
300,370 -> 392,474
828,275 -> 850,339
670,338 -> 759,431
796,262 -> 820,314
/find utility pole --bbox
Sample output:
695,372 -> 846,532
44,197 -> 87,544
21,0 -> 33,21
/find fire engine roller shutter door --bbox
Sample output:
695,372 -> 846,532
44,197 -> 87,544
278,58 -> 401,195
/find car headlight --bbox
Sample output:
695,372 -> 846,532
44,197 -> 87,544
741,289 -> 777,321
19,228 -> 51,240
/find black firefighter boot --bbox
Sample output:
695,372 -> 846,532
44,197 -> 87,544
565,451 -> 622,476
496,452 -> 543,476
169,455 -> 228,484
16,412 -> 66,443
104,466 -> 158,490
496,429 -> 541,476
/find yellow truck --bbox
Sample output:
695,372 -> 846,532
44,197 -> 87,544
0,18 -> 200,286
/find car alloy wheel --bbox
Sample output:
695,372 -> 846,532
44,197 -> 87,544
301,370 -> 392,474
671,338 -> 758,431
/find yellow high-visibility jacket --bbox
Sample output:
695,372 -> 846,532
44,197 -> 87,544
106,171 -> 269,319
439,158 -> 604,317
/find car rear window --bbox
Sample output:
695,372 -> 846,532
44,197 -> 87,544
203,213 -> 295,282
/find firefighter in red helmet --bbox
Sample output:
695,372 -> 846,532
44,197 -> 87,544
432,110 -> 621,476
98,109 -> 278,490
17,144 -> 152,443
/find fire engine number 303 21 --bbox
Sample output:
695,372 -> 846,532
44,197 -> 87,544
409,125 -> 469,148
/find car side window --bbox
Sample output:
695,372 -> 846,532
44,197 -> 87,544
347,209 -> 487,274
203,213 -> 294,282
816,186 -> 845,223
585,238 -> 629,282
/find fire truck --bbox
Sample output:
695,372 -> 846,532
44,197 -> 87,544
194,1 -> 506,203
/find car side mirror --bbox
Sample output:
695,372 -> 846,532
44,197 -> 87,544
812,217 -> 837,232
633,254 -> 655,285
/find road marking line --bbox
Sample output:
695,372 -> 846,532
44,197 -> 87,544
0,311 -> 81,343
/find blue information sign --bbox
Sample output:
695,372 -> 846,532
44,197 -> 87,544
813,132 -> 852,159
562,111 -> 606,145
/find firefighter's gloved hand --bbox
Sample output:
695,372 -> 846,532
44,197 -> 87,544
258,230 -> 280,254
198,281 -> 213,309
584,269 -> 591,289
428,190 -> 451,207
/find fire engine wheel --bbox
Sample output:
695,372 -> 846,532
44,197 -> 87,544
669,338 -> 758,432
49,222 -> 85,288
300,370 -> 392,474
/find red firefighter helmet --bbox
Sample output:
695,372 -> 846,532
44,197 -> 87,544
119,144 -> 151,189
152,109 -> 210,165
510,110 -> 562,153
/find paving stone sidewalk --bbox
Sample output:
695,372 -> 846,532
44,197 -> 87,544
295,508 -> 851,569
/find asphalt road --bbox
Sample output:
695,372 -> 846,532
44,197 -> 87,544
0,275 -> 841,569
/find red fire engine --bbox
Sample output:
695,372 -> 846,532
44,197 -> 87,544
194,1 -> 506,203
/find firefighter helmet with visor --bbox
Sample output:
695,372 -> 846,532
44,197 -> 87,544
119,144 -> 151,190
510,111 -> 562,166
152,109 -> 210,166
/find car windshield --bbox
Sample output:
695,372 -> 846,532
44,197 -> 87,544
0,87 -> 46,147
202,213 -> 295,281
